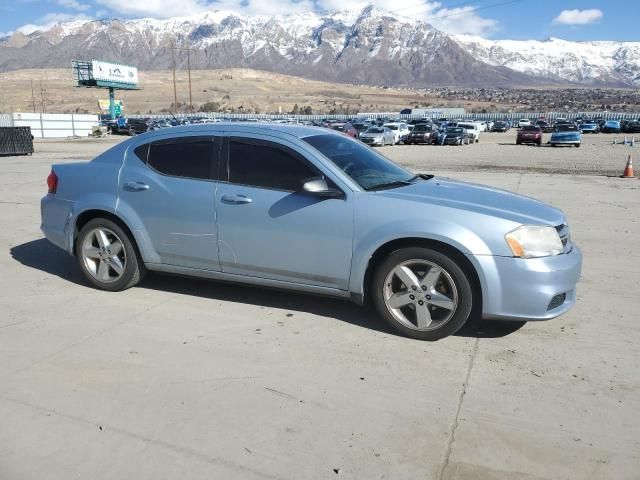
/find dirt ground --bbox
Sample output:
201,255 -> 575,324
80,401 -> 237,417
0,68 -> 500,115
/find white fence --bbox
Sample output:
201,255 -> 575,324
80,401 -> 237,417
8,113 -> 99,138
0,114 -> 12,127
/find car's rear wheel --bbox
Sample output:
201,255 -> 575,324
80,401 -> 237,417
371,247 -> 474,340
575,144 -> 580,148
76,218 -> 145,292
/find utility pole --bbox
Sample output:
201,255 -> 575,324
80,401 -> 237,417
39,80 -> 46,113
186,40 -> 193,113
30,80 -> 36,113
167,39 -> 195,113
170,39 -> 178,113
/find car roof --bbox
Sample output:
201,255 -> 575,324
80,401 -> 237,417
138,122 -> 336,139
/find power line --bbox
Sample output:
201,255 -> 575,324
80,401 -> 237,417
397,0 -> 526,22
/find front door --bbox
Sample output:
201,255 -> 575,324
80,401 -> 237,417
118,135 -> 221,270
216,135 -> 353,290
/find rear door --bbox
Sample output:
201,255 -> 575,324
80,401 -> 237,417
118,134 -> 221,270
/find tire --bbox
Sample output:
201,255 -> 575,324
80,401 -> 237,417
575,144 -> 581,148
371,247 -> 474,341
76,218 -> 145,292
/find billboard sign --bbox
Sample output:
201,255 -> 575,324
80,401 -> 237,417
91,60 -> 138,86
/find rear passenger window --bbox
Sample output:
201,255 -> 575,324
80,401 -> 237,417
147,137 -> 214,180
228,140 -> 317,191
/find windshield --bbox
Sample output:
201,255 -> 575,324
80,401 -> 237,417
459,124 -> 474,130
302,134 -> 415,190
366,128 -> 384,134
521,126 -> 540,131
385,125 -> 398,130
446,128 -> 463,134
414,124 -> 432,131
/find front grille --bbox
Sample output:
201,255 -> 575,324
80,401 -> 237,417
547,293 -> 567,311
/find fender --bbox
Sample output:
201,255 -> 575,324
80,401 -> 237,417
348,217 -> 494,298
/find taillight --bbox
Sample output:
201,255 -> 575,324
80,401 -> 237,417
47,170 -> 58,194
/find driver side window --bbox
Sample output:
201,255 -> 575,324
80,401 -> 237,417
228,138 -> 319,192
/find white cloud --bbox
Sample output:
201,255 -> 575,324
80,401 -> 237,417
57,0 -> 91,11
14,13 -> 93,35
95,0 -> 314,18
553,9 -> 603,25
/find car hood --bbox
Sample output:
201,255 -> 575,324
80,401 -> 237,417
376,177 -> 565,226
360,133 -> 384,138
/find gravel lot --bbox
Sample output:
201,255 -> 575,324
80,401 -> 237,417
1,132 -> 638,479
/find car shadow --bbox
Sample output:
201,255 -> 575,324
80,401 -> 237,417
10,238 -> 526,340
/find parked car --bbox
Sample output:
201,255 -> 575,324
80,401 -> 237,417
601,120 -> 621,134
352,123 -> 370,138
40,124 -> 581,341
535,120 -> 554,133
579,122 -> 599,134
491,121 -> 509,132
518,119 -> 532,128
330,122 -> 358,138
405,123 -> 438,144
516,125 -> 543,146
550,124 -> 581,147
623,121 -> 640,134
383,122 -> 410,144
359,127 -> 396,146
457,122 -> 481,143
438,127 -> 471,145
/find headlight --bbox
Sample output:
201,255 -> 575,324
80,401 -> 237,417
505,226 -> 563,258
375,136 -> 383,141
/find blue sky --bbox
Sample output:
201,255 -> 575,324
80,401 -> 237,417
1,0 -> 638,41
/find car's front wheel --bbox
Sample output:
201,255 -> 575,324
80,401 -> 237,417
76,218 -> 145,292
371,247 -> 474,340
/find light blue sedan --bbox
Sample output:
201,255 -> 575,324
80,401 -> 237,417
41,124 -> 582,340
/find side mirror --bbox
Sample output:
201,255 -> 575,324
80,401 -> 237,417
301,177 -> 344,199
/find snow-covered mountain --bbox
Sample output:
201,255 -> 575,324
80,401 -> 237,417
453,35 -> 640,87
0,6 -> 637,87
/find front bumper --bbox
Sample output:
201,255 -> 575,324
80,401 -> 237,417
361,137 -> 384,145
472,245 -> 582,321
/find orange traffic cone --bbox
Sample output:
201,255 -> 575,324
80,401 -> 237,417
622,155 -> 635,178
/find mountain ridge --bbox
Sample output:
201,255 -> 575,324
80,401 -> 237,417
1,6 -> 637,88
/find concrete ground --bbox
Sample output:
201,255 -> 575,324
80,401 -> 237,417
0,133 -> 638,479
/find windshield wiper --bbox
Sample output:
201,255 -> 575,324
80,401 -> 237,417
364,174 -> 433,191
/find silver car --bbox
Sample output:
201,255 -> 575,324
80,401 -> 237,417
359,126 -> 396,146
41,124 -> 582,340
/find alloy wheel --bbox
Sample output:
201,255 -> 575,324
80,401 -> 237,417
81,227 -> 127,283
383,259 -> 458,331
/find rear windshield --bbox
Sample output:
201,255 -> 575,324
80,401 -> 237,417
521,126 -> 540,131
556,125 -> 578,132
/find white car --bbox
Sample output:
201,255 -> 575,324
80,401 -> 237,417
457,122 -> 481,143
383,122 -> 410,144
518,119 -> 532,128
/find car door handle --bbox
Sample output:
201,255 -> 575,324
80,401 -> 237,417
221,194 -> 252,205
124,181 -> 150,192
